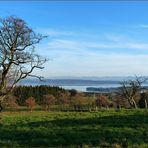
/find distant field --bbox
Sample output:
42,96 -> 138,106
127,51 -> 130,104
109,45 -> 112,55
0,109 -> 148,147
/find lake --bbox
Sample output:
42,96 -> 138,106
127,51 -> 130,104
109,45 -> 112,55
19,77 -> 148,92
19,78 -> 123,92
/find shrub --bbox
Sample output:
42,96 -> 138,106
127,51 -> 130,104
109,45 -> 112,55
25,97 -> 36,112
95,95 -> 110,108
41,94 -> 55,111
3,95 -> 19,111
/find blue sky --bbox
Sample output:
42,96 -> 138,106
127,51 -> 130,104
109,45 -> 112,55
1,1 -> 148,77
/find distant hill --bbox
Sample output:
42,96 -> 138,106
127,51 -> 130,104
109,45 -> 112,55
19,77 -> 148,86
19,78 -> 120,86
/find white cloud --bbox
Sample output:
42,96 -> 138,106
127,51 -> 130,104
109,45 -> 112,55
139,24 -> 148,28
36,28 -> 78,37
127,43 -> 148,49
38,52 -> 148,77
37,28 -> 148,51
47,39 -> 148,51
47,39 -> 83,50
34,28 -> 148,77
103,33 -> 126,42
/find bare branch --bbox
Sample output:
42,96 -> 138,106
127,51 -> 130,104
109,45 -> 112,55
117,76 -> 146,108
0,16 -> 47,101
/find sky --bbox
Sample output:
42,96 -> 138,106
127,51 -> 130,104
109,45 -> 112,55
1,1 -> 148,78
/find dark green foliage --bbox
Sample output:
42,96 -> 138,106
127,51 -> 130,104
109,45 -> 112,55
13,85 -> 66,105
69,89 -> 78,97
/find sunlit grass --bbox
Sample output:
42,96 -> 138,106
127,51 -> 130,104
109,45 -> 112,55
0,109 -> 148,147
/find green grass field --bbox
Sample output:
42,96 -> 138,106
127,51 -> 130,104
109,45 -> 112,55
0,109 -> 148,148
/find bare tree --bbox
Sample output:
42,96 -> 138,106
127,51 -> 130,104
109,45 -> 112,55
118,76 -> 147,108
41,94 -> 55,111
95,94 -> 110,109
25,96 -> 36,112
71,93 -> 87,111
0,16 -> 47,111
3,94 -> 18,111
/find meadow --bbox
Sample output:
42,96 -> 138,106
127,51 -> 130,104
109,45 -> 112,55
0,109 -> 148,148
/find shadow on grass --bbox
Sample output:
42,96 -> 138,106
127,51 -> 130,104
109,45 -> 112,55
0,113 -> 148,147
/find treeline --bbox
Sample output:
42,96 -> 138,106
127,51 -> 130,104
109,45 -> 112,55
13,85 -> 66,105
2,85 -> 148,112
4,85 -> 113,111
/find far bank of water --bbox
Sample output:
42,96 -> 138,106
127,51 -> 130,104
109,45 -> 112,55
60,84 -> 120,92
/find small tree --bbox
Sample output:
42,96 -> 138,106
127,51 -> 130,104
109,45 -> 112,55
25,96 -> 36,112
85,97 -> 96,111
95,95 -> 110,108
3,95 -> 18,111
113,93 -> 130,109
71,93 -> 87,111
118,76 -> 147,108
57,91 -> 70,110
41,94 -> 55,111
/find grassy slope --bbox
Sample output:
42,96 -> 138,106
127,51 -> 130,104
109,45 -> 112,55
0,109 -> 148,147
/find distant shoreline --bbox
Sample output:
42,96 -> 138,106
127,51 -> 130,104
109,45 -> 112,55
19,78 -> 148,92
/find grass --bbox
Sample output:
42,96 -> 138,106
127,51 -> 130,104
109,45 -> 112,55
0,109 -> 148,147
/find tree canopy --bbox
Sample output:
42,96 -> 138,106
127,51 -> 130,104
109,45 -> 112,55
0,16 -> 46,98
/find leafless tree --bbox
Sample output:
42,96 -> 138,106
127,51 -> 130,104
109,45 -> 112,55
41,94 -> 55,111
118,76 -> 147,108
3,94 -> 19,111
0,16 -> 47,111
25,96 -> 36,112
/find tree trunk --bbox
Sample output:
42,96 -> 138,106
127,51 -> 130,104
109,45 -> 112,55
0,101 -> 3,112
128,97 -> 138,109
0,95 -> 6,112
128,98 -> 134,108
131,98 -> 138,109
144,99 -> 148,109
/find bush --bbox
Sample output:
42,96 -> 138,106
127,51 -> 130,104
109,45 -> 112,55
41,94 -> 55,111
25,97 -> 36,112
3,95 -> 19,111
